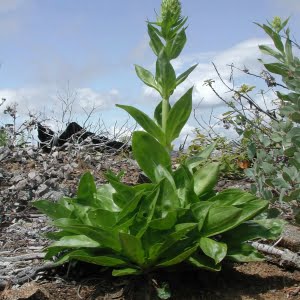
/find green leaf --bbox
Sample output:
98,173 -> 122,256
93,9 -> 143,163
135,65 -> 161,93
112,268 -> 141,276
33,200 -> 72,220
88,209 -> 118,228
176,64 -> 198,86
148,23 -> 164,56
189,253 -> 221,271
150,211 -> 177,230
49,235 -> 101,249
185,141 -> 217,171
201,206 -> 242,237
116,104 -> 165,144
259,45 -> 284,61
53,219 -> 121,252
222,219 -> 284,246
263,63 -> 289,76
132,131 -> 171,182
199,237 -> 227,264
95,184 -> 120,211
119,233 -> 145,266
154,100 -> 171,127
77,172 -> 97,206
285,37 -> 293,63
130,186 -> 160,238
156,50 -> 176,98
226,243 -> 264,262
149,223 -> 197,262
166,87 -> 193,144
193,162 -> 219,196
165,28 -> 186,59
157,244 -> 198,267
191,202 -> 213,231
68,249 -> 128,267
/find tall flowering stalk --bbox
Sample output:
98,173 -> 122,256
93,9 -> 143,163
117,0 -> 197,151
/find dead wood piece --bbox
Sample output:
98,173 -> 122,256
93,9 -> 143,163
251,241 -> 300,269
0,262 -> 57,290
0,253 -> 45,263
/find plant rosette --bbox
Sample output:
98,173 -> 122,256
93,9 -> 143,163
33,0 -> 284,297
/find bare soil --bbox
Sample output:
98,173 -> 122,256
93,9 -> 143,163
0,147 -> 299,300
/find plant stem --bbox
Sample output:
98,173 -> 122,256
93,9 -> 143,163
162,98 -> 169,133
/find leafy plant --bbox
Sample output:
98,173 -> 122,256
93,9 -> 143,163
180,129 -> 249,179
33,2 -> 283,298
205,17 -> 300,223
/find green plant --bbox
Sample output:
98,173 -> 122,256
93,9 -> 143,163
33,2 -> 283,298
180,129 -> 249,179
206,17 -> 300,223
0,127 -> 8,146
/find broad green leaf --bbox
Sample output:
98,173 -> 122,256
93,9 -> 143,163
116,192 -> 143,225
206,189 -> 258,206
77,172 -> 97,206
199,237 -> 227,264
53,218 -> 121,252
165,28 -> 186,59
119,232 -> 145,266
149,211 -> 177,230
226,243 -> 264,262
201,206 -> 242,237
154,100 -> 171,127
189,253 -> 221,271
155,175 -> 181,217
193,162 -> 219,196
116,104 -> 165,144
33,200 -> 72,220
191,202 -> 213,231
130,186 -> 160,238
285,37 -> 293,63
166,87 -> 193,144
49,235 -> 101,248
95,184 -> 120,211
68,249 -> 128,267
155,50 -> 176,98
149,223 -> 197,262
176,64 -> 198,86
157,244 -> 198,267
185,141 -> 217,171
135,65 -> 160,93
112,268 -> 141,276
259,45 -> 284,61
148,23 -> 164,56
132,131 -> 171,182
263,62 -> 289,76
88,209 -> 118,228
173,164 -> 198,207
222,219 -> 284,246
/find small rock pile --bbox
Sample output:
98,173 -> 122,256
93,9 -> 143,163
0,144 -> 141,225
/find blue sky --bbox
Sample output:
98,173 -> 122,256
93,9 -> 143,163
0,0 -> 300,145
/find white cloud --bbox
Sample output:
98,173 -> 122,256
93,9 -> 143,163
0,86 -> 121,128
142,37 -> 272,109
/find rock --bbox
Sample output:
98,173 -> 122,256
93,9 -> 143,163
28,171 -> 36,180
15,180 -> 27,191
35,184 -> 49,197
280,224 -> 300,252
12,175 -> 24,184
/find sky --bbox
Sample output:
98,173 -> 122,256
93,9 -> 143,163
0,0 -> 300,147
